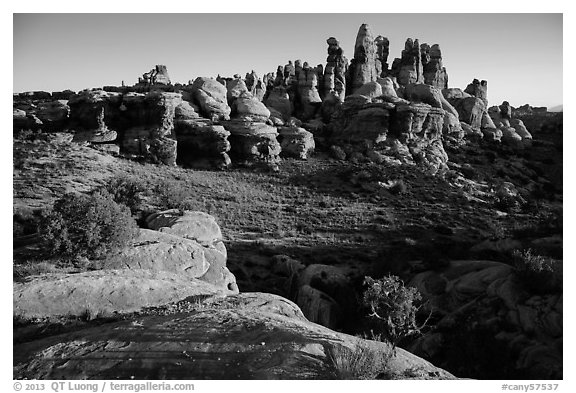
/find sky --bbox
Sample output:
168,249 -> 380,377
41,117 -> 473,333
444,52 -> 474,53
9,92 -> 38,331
13,13 -> 562,108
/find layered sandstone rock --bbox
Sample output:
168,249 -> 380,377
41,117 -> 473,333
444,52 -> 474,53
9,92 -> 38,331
224,94 -> 281,168
329,82 -> 449,174
14,292 -> 456,380
173,98 -> 230,168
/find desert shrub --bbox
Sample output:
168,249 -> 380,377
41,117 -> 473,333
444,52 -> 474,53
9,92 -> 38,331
512,249 -> 562,294
38,190 -> 138,260
103,175 -> 147,215
326,342 -> 393,380
362,275 -> 428,349
152,179 -> 197,211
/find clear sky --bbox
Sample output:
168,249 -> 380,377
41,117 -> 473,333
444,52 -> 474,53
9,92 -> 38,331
13,13 -> 562,108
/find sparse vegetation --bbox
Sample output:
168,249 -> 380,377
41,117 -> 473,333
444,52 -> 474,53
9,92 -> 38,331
326,342 -> 393,379
38,190 -> 138,260
362,275 -> 428,349
103,175 -> 147,215
512,249 -> 562,294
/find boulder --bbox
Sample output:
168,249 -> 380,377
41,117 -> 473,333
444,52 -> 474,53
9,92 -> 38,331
102,229 -> 210,279
353,81 -> 383,99
145,209 -> 223,248
191,77 -> 231,120
226,78 -> 250,104
232,95 -> 271,122
278,126 -> 315,159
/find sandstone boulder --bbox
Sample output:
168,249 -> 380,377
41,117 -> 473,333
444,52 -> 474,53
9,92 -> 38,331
191,77 -> 231,120
102,229 -> 210,278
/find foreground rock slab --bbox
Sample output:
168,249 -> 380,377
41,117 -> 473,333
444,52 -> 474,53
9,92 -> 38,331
14,293 -> 456,380
14,269 -> 225,320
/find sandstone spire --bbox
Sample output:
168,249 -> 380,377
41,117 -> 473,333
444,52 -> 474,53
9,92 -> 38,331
346,24 -> 379,93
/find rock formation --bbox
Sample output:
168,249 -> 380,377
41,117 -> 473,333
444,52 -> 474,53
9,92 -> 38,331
277,126 -> 315,159
296,64 -> 322,120
375,35 -> 390,77
392,38 -> 424,86
323,37 -> 348,100
464,78 -> 488,106
346,24 -> 379,93
223,93 -> 281,168
137,64 -> 171,86
421,44 -> 448,89
191,77 -> 232,121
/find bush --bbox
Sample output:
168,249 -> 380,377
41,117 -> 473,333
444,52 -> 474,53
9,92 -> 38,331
512,249 -> 562,294
39,190 -> 138,260
153,179 -> 201,211
362,275 -> 428,349
326,342 -> 392,380
103,175 -> 147,215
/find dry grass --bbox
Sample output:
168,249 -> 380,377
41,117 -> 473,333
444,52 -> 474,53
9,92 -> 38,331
326,341 -> 393,380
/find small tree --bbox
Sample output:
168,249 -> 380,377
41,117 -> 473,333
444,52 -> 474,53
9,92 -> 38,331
39,190 -> 138,261
362,275 -> 429,350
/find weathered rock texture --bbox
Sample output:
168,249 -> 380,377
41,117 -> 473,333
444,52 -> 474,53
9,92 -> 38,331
278,126 -> 315,159
13,270 -> 224,320
329,83 -> 449,174
323,37 -> 348,100
392,38 -> 424,86
421,44 -> 448,89
346,24 -> 379,93
14,292 -> 456,380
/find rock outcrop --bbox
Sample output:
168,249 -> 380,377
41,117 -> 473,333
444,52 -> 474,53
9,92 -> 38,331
278,126 -> 315,159
223,94 -> 281,168
329,82 -> 449,174
421,44 -> 448,89
346,24 -> 379,93
14,270 -> 224,320
120,91 -> 182,165
190,77 -> 231,121
323,37 -> 348,100
392,38 -> 424,86
14,292 -> 456,380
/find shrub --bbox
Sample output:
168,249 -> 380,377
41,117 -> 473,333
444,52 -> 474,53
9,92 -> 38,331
103,175 -> 148,215
38,190 -> 138,260
512,249 -> 562,294
362,275 -> 428,349
326,342 -> 393,380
